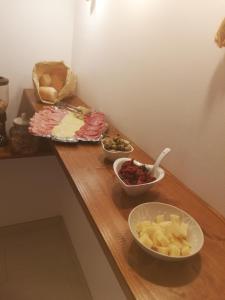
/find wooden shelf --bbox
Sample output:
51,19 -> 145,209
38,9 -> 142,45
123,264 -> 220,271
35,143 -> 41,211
0,144 -> 13,159
16,89 -> 225,300
0,140 -> 53,160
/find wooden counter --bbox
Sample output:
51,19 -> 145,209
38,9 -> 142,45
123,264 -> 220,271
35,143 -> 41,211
22,89 -> 225,300
0,141 -> 53,159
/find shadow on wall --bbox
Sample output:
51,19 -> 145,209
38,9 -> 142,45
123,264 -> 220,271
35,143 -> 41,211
89,0 -> 96,15
205,53 -> 225,113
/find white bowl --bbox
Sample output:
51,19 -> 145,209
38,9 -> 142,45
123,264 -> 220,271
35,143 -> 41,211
113,158 -> 165,196
101,140 -> 134,162
128,202 -> 204,261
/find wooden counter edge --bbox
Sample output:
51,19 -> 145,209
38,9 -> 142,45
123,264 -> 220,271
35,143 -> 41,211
53,148 -> 136,300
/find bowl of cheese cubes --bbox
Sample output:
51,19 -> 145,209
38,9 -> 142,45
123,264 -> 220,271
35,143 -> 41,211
128,202 -> 204,261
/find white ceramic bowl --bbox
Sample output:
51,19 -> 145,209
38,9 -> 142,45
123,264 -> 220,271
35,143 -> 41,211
128,202 -> 204,261
101,140 -> 134,162
113,158 -> 165,196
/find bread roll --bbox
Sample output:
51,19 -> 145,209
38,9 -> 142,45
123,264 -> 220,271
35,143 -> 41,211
39,73 -> 52,86
51,74 -> 65,91
39,86 -> 58,103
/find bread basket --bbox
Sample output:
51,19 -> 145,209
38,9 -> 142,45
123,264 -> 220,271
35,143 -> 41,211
32,61 -> 76,104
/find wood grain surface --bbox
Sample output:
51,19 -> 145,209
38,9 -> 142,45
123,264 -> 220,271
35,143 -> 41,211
23,89 -> 225,300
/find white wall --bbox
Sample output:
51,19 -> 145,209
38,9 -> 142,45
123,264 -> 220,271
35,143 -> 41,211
72,0 -> 225,216
0,0 -> 75,126
0,0 -> 75,225
61,188 -> 127,300
0,157 -> 68,227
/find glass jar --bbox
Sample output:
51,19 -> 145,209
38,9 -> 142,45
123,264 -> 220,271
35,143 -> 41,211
0,77 -> 9,146
9,113 -> 39,155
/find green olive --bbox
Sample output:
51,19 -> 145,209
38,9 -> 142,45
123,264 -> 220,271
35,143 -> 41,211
103,135 -> 132,152
125,146 -> 131,151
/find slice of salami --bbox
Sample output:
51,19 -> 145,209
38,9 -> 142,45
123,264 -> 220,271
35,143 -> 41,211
75,111 -> 106,140
82,130 -> 100,136
84,112 -> 105,126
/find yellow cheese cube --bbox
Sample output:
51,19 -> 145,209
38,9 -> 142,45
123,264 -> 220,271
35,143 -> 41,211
179,222 -> 188,238
153,230 -> 170,247
171,237 -> 183,249
136,221 -> 151,235
156,246 -> 169,255
168,244 -> 180,256
170,214 -> 180,223
159,221 -> 172,228
155,214 -> 165,223
139,233 -> 153,249
170,223 -> 183,238
181,245 -> 191,256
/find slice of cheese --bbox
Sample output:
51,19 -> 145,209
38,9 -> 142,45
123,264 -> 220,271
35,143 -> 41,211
52,111 -> 84,138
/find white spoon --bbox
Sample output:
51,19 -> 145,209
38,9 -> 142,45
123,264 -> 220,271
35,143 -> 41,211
151,148 -> 171,177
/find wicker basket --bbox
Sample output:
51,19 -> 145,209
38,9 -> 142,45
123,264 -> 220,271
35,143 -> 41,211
215,18 -> 225,48
32,61 -> 76,104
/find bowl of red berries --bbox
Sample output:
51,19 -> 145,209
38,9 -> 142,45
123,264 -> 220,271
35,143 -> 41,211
113,158 -> 165,196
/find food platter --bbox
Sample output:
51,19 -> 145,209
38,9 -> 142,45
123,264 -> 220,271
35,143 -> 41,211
29,105 -> 107,143
51,135 -> 79,143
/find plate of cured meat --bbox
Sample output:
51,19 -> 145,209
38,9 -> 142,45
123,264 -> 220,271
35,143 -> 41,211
29,105 -> 108,143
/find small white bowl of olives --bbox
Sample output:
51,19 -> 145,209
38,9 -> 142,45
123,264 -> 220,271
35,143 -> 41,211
101,135 -> 134,162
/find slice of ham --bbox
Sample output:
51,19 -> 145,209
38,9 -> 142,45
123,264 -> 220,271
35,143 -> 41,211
29,107 -> 67,136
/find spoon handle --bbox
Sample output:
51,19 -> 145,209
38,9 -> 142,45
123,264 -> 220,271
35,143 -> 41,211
151,147 -> 171,177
